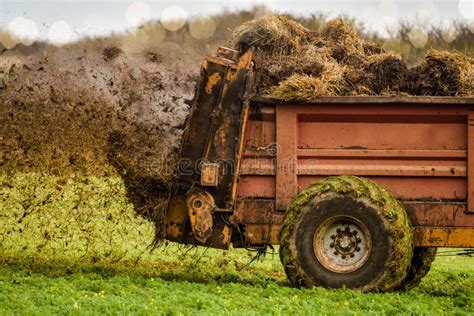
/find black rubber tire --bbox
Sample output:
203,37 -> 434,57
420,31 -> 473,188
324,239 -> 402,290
279,176 -> 414,292
396,247 -> 437,291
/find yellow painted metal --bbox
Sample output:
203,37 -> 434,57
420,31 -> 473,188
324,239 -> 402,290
165,197 -> 188,240
186,191 -> 215,243
414,227 -> 474,247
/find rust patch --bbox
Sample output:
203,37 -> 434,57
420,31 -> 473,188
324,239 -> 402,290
165,197 -> 188,241
205,72 -> 221,94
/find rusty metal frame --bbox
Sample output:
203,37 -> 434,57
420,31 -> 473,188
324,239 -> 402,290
468,110 -> 474,213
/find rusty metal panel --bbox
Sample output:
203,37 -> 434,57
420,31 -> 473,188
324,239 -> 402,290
181,217 -> 232,250
179,60 -> 227,172
235,198 -> 474,227
237,176 -> 275,198
468,111 -> 474,213
244,224 -> 280,245
240,226 -> 474,248
177,49 -> 258,209
165,196 -> 188,242
275,107 -> 298,210
299,121 -> 467,151
234,198 -> 474,247
234,199 -> 283,224
298,176 -> 467,200
414,227 -> 474,247
404,202 -> 474,227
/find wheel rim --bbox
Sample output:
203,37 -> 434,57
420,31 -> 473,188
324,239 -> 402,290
313,216 -> 372,274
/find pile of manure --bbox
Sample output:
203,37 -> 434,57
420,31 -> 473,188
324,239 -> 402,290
229,14 -> 474,100
406,49 -> 474,96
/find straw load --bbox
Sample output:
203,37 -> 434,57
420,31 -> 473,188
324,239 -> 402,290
229,15 -> 474,100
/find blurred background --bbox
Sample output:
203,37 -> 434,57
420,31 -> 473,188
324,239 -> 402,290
0,0 -> 473,64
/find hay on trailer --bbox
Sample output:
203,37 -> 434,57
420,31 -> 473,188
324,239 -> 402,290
230,15 -> 414,99
230,14 -> 312,55
265,63 -> 347,101
364,53 -> 407,94
407,49 -> 474,96
258,44 -> 330,90
320,18 -> 358,45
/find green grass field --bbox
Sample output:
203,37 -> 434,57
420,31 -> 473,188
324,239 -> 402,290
1,173 -> 473,315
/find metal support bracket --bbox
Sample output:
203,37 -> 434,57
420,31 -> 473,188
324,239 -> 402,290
186,190 -> 216,243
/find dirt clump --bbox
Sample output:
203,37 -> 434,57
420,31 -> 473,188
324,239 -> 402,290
103,47 -> 123,61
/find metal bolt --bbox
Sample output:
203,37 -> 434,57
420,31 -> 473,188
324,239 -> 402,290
355,247 -> 361,252
341,255 -> 346,259
334,251 -> 338,256
336,228 -> 341,233
350,253 -> 355,258
356,237 -> 361,243
330,235 -> 336,240
330,242 -> 334,248
353,230 -> 358,235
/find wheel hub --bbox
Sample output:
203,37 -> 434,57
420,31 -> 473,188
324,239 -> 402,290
313,216 -> 372,273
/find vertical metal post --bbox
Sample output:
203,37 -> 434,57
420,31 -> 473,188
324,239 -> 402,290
275,105 -> 298,211
467,111 -> 474,213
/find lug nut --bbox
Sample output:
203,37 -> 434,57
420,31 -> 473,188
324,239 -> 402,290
330,235 -> 336,239
330,242 -> 334,248
334,251 -> 338,256
341,255 -> 346,259
350,253 -> 355,258
355,247 -> 361,252
336,228 -> 341,233
353,230 -> 358,235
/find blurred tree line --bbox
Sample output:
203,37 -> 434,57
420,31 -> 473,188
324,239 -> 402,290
168,6 -> 474,65
2,5 -> 473,66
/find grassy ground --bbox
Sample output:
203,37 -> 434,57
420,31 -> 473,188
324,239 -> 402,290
0,173 -> 473,315
0,248 -> 473,315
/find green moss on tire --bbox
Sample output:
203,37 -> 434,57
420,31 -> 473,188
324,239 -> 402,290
279,175 -> 414,292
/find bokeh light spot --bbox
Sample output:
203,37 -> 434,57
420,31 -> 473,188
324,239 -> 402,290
122,28 -> 149,53
121,22 -> 166,53
161,6 -> 187,31
408,25 -> 429,49
189,15 -> 216,40
142,22 -> 166,46
440,21 -> 459,43
7,17 -> 38,46
48,21 -> 74,47
0,29 -> 17,50
126,0 -> 152,27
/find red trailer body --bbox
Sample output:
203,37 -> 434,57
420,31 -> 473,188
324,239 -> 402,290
164,48 -> 473,291
235,97 -> 474,248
